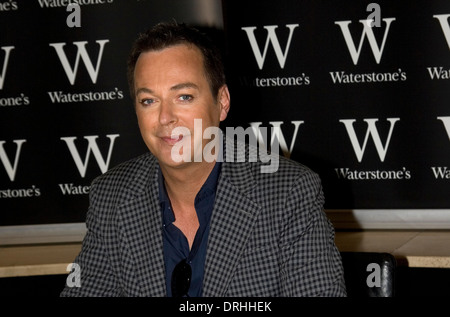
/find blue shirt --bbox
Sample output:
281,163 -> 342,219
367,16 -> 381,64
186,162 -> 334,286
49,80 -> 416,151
159,162 -> 222,297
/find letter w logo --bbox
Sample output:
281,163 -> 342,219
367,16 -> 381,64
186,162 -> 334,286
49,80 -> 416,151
241,24 -> 299,69
340,118 -> 400,162
249,121 -> 304,158
335,18 -> 395,64
434,14 -> 450,51
0,139 -> 26,182
61,134 -> 119,178
49,40 -> 109,85
0,46 -> 14,90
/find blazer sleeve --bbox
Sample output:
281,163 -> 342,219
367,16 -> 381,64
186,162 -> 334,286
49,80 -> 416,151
60,179 -> 122,297
278,170 -> 347,297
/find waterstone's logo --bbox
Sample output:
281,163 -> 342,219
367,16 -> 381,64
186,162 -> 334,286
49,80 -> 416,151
46,3 -> 124,104
427,14 -> 450,80
241,24 -> 310,88
335,117 -> 412,181
48,39 -> 125,103
0,139 -> 42,199
58,134 -> 119,195
336,116 -> 450,181
0,46 -> 31,107
331,4 -> 407,85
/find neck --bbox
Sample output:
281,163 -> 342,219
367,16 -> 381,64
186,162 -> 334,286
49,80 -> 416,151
161,160 -> 216,206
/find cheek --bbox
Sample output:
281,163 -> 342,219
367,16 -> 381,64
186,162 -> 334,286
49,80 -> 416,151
198,103 -> 222,124
136,116 -> 147,134
137,111 -> 154,130
136,114 -> 159,145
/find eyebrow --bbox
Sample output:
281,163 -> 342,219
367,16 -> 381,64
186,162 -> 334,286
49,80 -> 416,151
135,82 -> 199,97
170,82 -> 199,91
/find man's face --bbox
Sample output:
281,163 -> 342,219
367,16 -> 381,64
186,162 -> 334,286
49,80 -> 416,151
133,44 -> 229,169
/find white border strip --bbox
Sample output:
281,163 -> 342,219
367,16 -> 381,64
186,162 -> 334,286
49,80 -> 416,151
0,223 -> 86,246
1,209 -> 450,245
326,209 -> 450,229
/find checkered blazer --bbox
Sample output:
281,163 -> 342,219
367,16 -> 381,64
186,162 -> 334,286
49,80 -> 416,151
60,139 -> 346,297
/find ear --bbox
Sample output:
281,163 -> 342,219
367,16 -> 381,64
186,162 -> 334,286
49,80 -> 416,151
217,85 -> 231,122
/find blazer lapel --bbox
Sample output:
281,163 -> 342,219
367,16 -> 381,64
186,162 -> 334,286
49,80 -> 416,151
116,154 -> 166,296
202,158 -> 261,296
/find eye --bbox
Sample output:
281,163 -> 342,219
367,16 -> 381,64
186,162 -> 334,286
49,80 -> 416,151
178,94 -> 193,102
139,98 -> 155,106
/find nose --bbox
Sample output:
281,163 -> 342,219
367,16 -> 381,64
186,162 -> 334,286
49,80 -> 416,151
158,100 -> 177,126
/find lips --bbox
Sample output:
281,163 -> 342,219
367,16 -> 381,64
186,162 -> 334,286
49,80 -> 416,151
160,134 -> 184,146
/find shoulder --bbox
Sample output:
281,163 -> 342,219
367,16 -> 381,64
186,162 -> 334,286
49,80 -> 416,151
254,156 -> 323,208
253,153 -> 322,191
222,138 -> 322,194
89,152 -> 157,197
96,152 -> 154,180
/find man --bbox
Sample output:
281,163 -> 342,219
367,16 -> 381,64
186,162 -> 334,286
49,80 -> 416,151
60,22 -> 346,297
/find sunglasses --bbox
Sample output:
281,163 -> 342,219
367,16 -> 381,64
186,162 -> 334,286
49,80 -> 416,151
171,259 -> 192,297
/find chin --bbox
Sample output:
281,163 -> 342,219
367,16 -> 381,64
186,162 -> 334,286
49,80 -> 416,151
153,150 -> 190,168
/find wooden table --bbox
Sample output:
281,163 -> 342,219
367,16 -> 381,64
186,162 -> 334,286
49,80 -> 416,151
0,243 -> 82,278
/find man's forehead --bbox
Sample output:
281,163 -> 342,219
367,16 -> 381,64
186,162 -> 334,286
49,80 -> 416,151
134,47 -> 207,87
135,45 -> 205,76
138,44 -> 202,62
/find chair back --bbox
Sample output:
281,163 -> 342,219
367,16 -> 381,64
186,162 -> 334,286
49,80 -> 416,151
340,251 -> 396,297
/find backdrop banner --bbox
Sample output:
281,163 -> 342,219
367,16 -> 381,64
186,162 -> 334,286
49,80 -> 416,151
221,0 -> 449,211
0,0 -> 222,226
0,0 -> 449,228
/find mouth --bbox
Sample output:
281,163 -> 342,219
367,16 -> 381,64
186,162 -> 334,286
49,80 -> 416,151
160,134 -> 184,146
